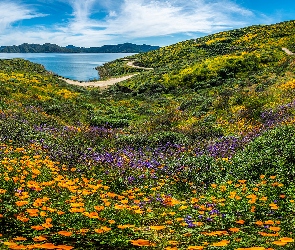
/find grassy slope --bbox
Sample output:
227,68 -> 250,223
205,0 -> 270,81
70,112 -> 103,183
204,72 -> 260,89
0,20 -> 295,249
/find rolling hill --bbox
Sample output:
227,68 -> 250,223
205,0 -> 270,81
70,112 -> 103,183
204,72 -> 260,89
0,20 -> 295,249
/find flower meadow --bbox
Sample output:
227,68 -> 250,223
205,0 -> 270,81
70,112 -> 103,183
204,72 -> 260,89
1,20 -> 295,249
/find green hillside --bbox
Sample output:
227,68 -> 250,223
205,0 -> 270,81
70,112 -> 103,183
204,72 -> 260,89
0,20 -> 295,249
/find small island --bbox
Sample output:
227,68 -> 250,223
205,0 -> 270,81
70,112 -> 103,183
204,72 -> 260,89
0,42 -> 160,53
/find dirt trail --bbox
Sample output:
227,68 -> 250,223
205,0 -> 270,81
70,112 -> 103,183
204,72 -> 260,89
126,61 -> 154,70
282,47 -> 294,55
60,74 -> 137,88
60,59 -> 153,88
62,48 -> 295,88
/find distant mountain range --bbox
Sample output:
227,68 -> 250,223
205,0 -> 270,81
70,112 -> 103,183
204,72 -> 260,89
0,43 -> 160,53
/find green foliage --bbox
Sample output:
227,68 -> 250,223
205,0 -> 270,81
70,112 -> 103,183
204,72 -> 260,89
229,125 -> 295,181
1,20 -> 295,249
100,21 -> 295,94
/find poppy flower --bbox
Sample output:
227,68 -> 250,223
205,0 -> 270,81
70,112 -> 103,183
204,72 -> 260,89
150,225 -> 166,230
33,236 -> 47,242
279,237 -> 294,243
58,231 -> 73,237
272,241 -> 287,246
55,245 -> 74,250
229,227 -> 240,232
130,239 -> 154,246
236,219 -> 245,224
269,226 -> 280,231
15,201 -> 29,207
31,225 -> 45,230
212,240 -> 230,247
187,246 -> 204,250
36,243 -> 56,249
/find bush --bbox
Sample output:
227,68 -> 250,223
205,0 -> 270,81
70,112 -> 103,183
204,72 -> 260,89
228,125 -> 295,181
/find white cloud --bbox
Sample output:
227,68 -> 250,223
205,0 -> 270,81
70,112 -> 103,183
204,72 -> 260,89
103,0 -> 254,38
0,0 -> 256,47
0,1 -> 46,30
55,0 -> 255,46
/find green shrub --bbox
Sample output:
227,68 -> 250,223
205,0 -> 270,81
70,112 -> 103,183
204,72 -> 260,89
228,125 -> 295,181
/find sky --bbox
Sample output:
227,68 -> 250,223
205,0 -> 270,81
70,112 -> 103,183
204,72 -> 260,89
0,0 -> 294,47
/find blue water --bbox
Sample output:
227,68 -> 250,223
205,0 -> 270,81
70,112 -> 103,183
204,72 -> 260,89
0,53 -> 135,81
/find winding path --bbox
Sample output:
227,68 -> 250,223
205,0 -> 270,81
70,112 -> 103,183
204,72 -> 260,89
62,48 -> 294,88
59,74 -> 137,88
126,61 -> 154,70
282,47 -> 294,55
60,59 -> 153,87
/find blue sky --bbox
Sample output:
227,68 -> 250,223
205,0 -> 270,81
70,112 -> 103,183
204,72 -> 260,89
0,0 -> 294,47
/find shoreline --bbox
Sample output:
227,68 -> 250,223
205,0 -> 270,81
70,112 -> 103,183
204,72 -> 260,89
59,59 -> 153,88
59,74 -> 137,88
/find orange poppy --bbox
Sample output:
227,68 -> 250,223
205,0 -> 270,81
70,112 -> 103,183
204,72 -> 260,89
15,201 -> 29,207
26,209 -> 39,214
55,245 -> 74,250
272,241 -> 287,246
118,225 -> 128,229
259,232 -> 279,237
229,227 -> 240,232
130,239 -> 154,246
42,222 -> 53,229
58,231 -> 73,237
134,209 -> 144,214
94,205 -> 104,211
269,226 -> 280,231
94,229 -> 104,234
212,240 -> 230,247
8,244 -> 28,249
33,236 -> 47,242
280,237 -> 294,243
235,248 -> 266,250
264,220 -> 274,225
16,215 -> 29,222
79,229 -> 90,234
31,225 -> 45,230
101,226 -> 111,232
3,242 -> 18,247
36,243 -> 56,249
150,225 -> 166,230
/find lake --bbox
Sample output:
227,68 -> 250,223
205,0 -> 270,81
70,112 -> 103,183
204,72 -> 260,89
0,53 -> 135,81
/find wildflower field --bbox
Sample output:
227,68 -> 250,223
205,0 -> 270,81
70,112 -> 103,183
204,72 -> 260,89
1,20 -> 295,249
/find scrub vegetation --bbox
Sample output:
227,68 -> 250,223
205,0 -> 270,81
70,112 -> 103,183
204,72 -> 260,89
1,20 -> 295,249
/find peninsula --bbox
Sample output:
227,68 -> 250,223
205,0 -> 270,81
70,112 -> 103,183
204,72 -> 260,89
0,42 -> 160,53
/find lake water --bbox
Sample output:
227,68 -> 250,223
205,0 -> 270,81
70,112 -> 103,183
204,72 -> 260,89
0,53 -> 135,81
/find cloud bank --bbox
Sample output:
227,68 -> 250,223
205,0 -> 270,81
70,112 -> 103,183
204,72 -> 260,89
1,0 -> 257,46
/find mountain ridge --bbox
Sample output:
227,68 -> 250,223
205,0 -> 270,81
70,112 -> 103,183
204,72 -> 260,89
0,42 -> 160,53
